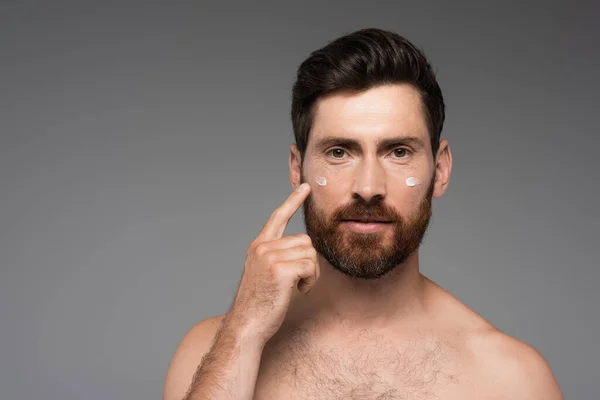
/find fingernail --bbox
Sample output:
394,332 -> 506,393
298,183 -> 310,192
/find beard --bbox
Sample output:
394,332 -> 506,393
301,175 -> 434,280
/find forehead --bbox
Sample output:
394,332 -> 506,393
310,83 -> 429,145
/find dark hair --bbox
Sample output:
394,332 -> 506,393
291,28 -> 445,163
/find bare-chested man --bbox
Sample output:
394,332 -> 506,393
163,28 -> 563,400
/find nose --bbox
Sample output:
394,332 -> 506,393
351,155 -> 387,203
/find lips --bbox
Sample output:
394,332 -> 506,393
341,218 -> 392,223
339,219 -> 393,233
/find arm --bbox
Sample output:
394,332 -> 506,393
163,315 -> 266,400
164,184 -> 316,399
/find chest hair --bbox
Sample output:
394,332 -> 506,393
256,324 -> 463,399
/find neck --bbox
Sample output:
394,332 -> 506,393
286,251 -> 427,331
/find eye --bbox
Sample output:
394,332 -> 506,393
392,148 -> 410,158
327,148 -> 347,159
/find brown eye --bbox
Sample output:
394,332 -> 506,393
393,148 -> 408,158
330,149 -> 346,158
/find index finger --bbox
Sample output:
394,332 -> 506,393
258,183 -> 311,242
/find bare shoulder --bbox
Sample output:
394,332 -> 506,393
163,314 -> 227,400
465,325 -> 563,399
426,278 -> 563,398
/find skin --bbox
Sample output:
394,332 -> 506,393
163,83 -> 563,399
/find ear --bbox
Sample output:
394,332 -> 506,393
433,139 -> 452,199
289,144 -> 303,191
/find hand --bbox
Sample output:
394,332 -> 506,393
226,183 -> 320,344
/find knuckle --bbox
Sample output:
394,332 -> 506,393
254,242 -> 270,258
300,234 -> 312,244
301,259 -> 313,270
247,240 -> 259,254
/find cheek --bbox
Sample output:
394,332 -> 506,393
315,176 -> 327,186
303,165 -> 351,210
385,166 -> 432,207
386,164 -> 425,190
307,160 -> 353,190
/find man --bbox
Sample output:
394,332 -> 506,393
163,28 -> 562,399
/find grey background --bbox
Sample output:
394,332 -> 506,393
1,1 -> 598,399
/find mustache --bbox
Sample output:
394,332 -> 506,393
334,201 -> 400,222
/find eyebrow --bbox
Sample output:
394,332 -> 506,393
313,135 -> 427,154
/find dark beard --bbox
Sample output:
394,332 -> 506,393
301,177 -> 434,280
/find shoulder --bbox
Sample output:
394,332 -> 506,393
163,314 -> 227,400
466,328 -> 563,399
424,279 -> 562,398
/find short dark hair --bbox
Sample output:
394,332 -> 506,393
291,28 -> 445,163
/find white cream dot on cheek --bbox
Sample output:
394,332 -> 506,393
405,177 -> 421,187
316,176 -> 327,186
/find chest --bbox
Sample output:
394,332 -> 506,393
253,328 -> 474,400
